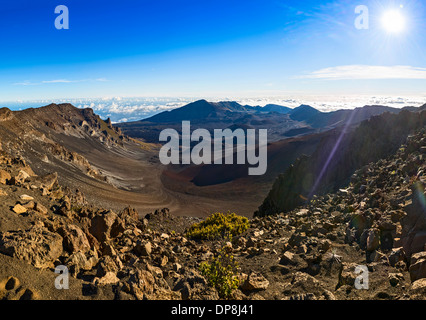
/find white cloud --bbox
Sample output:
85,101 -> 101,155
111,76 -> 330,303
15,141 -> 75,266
12,80 -> 37,86
13,78 -> 109,86
299,65 -> 426,80
41,79 -> 76,84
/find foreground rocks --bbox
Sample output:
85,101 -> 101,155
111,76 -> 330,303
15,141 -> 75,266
0,128 -> 424,300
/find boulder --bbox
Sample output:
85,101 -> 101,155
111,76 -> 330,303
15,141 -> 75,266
97,255 -> 120,277
31,172 -> 58,191
129,269 -> 155,295
57,224 -> 91,253
0,227 -> 63,269
134,240 -> 152,257
279,251 -> 296,265
410,278 -> 426,297
119,206 -> 139,222
366,228 -> 380,251
65,251 -> 95,276
9,169 -> 35,186
89,210 -> 121,242
388,247 -> 406,267
95,272 -> 120,285
409,251 -> 426,282
290,272 -> 321,291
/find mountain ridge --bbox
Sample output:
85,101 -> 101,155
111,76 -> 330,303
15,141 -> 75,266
117,99 -> 409,143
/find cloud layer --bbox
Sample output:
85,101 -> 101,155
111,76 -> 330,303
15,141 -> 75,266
300,65 -> 426,80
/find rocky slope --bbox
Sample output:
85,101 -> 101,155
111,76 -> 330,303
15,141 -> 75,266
0,104 -> 225,217
0,122 -> 425,300
257,108 -> 426,217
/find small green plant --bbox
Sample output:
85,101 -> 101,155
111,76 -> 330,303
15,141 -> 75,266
200,246 -> 240,299
186,212 -> 249,240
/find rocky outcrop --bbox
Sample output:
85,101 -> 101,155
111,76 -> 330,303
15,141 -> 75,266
0,225 -> 63,269
57,224 -> 91,254
89,210 -> 125,242
256,110 -> 426,217
0,108 -> 13,122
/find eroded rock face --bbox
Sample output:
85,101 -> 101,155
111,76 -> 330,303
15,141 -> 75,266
0,226 -> 63,269
57,224 -> 91,254
89,210 -> 124,242
119,206 -> 139,222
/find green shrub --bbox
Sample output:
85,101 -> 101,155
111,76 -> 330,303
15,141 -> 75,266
200,246 -> 240,299
186,212 -> 249,240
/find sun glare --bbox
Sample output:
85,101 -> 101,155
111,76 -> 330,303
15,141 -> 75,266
381,9 -> 406,34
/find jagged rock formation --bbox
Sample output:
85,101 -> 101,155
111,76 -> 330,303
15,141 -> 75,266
256,109 -> 426,217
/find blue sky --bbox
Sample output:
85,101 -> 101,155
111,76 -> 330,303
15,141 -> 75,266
1,0 -> 425,102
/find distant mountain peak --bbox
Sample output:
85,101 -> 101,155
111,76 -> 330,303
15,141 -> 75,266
289,104 -> 320,122
142,100 -> 253,123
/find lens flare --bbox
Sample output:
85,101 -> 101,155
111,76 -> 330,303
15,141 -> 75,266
413,181 -> 426,212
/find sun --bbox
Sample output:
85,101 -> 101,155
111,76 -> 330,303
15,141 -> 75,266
381,9 -> 406,34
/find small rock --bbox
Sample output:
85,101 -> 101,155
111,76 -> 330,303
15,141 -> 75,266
279,251 -> 296,265
366,228 -> 380,251
388,273 -> 404,287
297,244 -> 308,254
160,255 -> 168,267
173,263 -> 182,272
295,209 -> 309,217
253,230 -> 264,237
134,240 -> 152,257
12,204 -> 27,214
95,272 -> 120,285
388,247 -> 406,267
19,194 -> 34,201
241,272 -> 269,291
97,256 -> 120,277
34,202 -> 48,215
0,169 -> 11,184
22,201 -> 35,210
